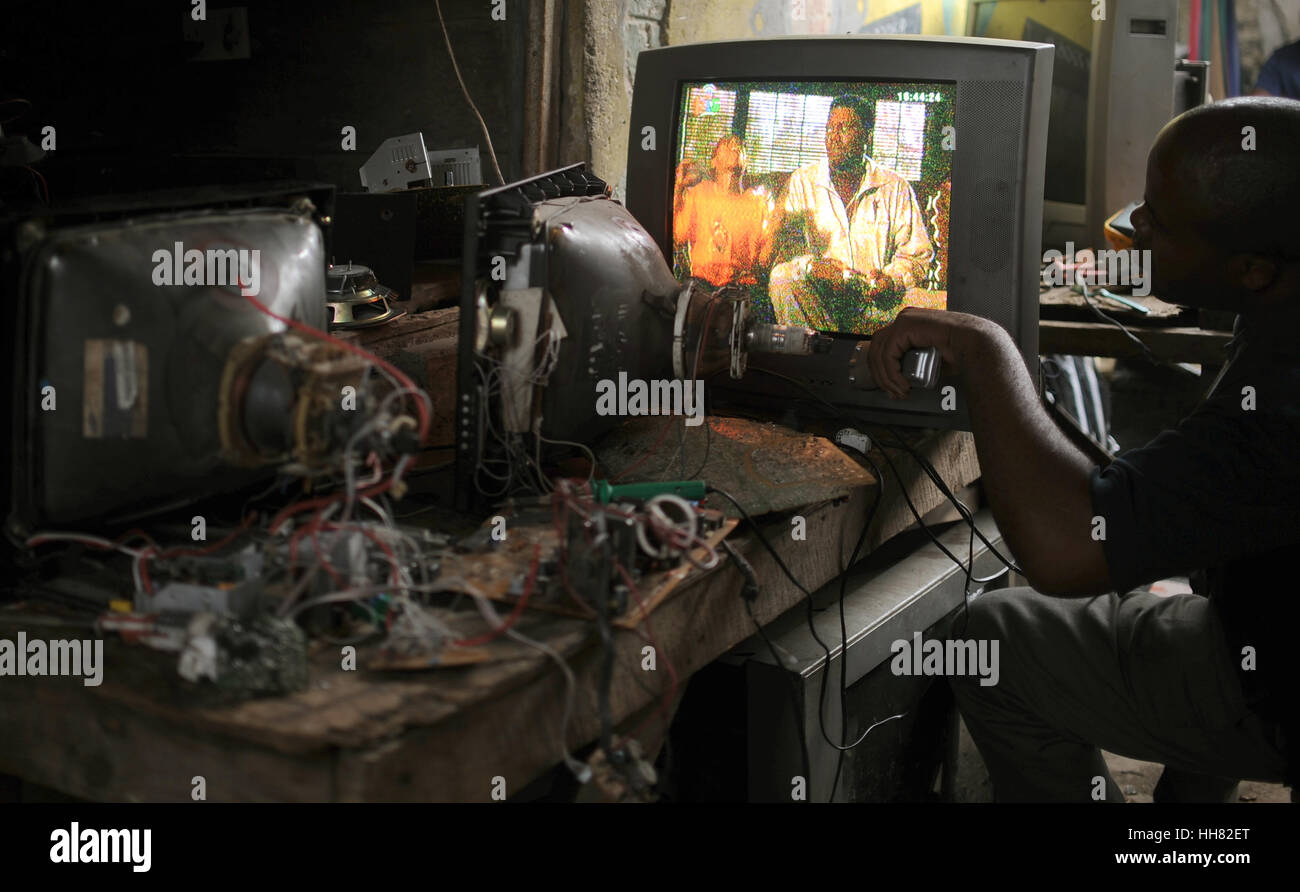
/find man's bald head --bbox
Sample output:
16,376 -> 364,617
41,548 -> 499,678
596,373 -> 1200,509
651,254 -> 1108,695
1133,97 -> 1300,311
1151,97 -> 1300,258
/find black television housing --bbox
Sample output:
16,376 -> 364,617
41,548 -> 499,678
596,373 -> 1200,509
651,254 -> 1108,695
625,35 -> 1053,430
2,182 -> 334,531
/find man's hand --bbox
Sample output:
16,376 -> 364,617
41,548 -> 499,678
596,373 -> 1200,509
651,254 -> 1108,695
810,261 -> 895,295
809,257 -> 848,281
869,308 -> 1110,597
858,268 -> 897,298
866,308 -> 997,398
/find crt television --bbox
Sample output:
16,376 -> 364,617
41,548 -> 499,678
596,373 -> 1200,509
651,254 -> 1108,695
968,0 -> 1096,249
625,35 -> 1053,429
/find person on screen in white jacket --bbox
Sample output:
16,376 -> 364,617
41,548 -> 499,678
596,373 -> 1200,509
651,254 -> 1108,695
770,95 -> 933,333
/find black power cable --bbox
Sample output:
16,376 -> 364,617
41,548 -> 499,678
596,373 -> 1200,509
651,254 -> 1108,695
828,447 -> 883,801
710,483 -> 902,802
710,368 -> 1030,799
743,365 -> 1021,578
720,537 -> 811,788
879,424 -> 1022,577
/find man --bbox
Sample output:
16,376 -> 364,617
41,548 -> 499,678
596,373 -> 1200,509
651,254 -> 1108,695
867,96 -> 1300,801
1252,38 -> 1300,100
673,134 -> 776,287
770,95 -> 933,333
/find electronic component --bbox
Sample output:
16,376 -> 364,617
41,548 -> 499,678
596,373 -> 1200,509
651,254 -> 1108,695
426,146 -> 482,187
325,262 -> 405,329
847,344 -> 940,391
136,545 -> 264,618
359,133 -> 431,192
626,37 -> 1054,430
3,185 -> 357,528
359,135 -> 483,191
457,164 -> 941,511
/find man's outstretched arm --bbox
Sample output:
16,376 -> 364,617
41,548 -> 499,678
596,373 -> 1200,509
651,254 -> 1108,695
867,309 -> 1112,596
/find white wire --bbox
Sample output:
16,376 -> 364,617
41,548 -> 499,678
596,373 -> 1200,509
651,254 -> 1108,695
360,496 -> 394,528
473,328 -> 579,497
460,576 -> 588,780
434,0 -> 505,185
342,385 -> 420,521
538,432 -> 597,486
331,557 -> 579,776
25,532 -> 153,598
25,532 -> 145,558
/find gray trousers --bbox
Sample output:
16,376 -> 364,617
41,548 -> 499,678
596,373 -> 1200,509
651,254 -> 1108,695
949,587 -> 1290,802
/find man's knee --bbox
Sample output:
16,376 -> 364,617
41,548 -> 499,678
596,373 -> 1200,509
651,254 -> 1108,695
949,587 -> 1049,703
949,588 -> 1017,696
957,585 -> 1043,643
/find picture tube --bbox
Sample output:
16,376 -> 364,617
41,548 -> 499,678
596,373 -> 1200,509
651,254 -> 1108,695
672,80 -> 955,336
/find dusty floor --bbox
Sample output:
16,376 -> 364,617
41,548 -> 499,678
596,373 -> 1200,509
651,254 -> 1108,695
952,716 -> 1292,802
1097,581 -> 1292,802
1103,752 -> 1291,803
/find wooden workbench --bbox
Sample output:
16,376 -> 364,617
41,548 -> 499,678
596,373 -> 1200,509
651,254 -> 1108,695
1038,285 -> 1233,366
0,418 -> 979,802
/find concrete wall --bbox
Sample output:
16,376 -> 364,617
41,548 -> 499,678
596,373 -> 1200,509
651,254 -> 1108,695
563,0 -> 1299,197
566,0 -> 969,198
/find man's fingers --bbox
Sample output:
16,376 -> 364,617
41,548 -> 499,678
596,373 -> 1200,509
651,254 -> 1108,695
868,325 -> 910,398
882,331 -> 913,396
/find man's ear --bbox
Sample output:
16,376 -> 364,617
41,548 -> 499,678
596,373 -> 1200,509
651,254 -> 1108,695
1228,253 -> 1280,294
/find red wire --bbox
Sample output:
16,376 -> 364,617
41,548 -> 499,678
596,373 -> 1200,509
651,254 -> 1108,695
137,513 -> 258,594
550,488 -> 597,617
545,484 -> 681,748
613,559 -> 679,747
156,513 -> 257,560
309,509 -> 345,588
242,282 -> 434,540
268,477 -> 394,535
288,523 -> 312,570
138,549 -> 154,594
320,522 -> 401,585
608,294 -> 718,485
22,166 -> 48,204
609,415 -> 675,484
454,543 -> 541,647
113,528 -> 158,548
239,291 -> 430,443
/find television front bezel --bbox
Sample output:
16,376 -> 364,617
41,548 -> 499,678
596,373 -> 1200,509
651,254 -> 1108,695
624,35 -> 1053,430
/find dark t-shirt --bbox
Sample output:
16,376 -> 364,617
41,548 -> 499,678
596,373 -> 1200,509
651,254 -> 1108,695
1090,316 -> 1300,777
1257,39 -> 1300,100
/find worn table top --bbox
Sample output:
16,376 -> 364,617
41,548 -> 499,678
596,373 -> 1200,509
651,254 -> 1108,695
0,419 -> 980,802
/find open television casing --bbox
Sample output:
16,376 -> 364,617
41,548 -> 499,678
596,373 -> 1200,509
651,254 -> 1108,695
625,35 -> 1053,430
1,183 -> 334,531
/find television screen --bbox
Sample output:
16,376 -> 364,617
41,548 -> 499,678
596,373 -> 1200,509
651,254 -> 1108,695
671,79 -> 954,336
